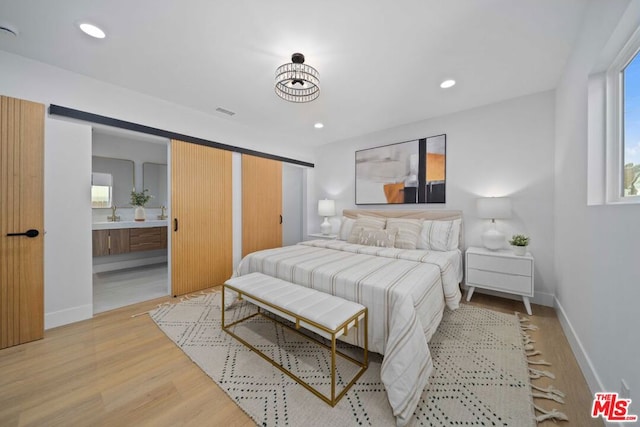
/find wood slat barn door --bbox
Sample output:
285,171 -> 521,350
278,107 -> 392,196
0,96 -> 44,349
171,140 -> 232,296
242,155 -> 282,257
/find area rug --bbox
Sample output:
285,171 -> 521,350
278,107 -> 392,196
150,292 -> 537,426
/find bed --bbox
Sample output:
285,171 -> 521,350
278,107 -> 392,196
226,209 -> 463,426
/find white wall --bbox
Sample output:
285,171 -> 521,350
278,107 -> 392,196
311,91 -> 557,305
554,0 -> 639,399
44,119 -> 93,329
0,50 -> 313,163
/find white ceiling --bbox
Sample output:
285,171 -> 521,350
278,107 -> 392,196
0,0 -> 589,147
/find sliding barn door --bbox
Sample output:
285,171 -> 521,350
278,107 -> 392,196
0,96 -> 44,349
171,140 -> 232,296
242,155 -> 282,256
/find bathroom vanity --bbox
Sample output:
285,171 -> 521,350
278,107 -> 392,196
92,221 -> 168,257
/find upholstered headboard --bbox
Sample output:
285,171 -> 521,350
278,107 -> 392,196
342,209 -> 464,250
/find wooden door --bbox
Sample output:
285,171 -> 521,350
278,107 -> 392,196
171,140 -> 232,296
0,96 -> 44,349
242,155 -> 282,256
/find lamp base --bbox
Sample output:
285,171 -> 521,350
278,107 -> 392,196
320,217 -> 332,235
482,228 -> 505,250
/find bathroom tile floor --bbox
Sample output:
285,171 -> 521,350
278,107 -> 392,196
93,263 -> 169,314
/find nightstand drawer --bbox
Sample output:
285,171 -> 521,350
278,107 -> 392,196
467,268 -> 533,296
467,253 -> 531,276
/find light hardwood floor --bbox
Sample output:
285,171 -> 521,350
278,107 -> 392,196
0,290 -> 601,426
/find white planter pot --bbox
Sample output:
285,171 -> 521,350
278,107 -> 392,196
511,245 -> 527,256
134,206 -> 146,221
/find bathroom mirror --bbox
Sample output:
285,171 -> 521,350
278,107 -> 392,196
143,162 -> 168,208
92,156 -> 135,209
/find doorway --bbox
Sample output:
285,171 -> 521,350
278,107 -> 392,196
91,127 -> 170,313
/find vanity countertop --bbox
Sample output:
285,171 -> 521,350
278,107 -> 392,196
92,220 -> 168,230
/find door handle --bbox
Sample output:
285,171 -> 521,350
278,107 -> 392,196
6,229 -> 39,238
174,218 -> 178,232
280,215 -> 283,224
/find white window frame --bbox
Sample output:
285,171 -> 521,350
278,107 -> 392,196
606,25 -> 640,203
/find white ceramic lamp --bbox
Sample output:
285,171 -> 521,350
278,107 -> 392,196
318,199 -> 336,235
477,197 -> 511,250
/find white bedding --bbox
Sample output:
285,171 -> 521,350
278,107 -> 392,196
227,240 -> 462,425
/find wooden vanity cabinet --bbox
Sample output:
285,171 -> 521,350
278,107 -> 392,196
129,227 -> 167,252
93,226 -> 167,256
92,229 -> 130,256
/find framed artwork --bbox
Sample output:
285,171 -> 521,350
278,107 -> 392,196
355,134 -> 446,205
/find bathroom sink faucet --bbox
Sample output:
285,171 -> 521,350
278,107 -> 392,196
108,205 -> 120,222
158,205 -> 168,220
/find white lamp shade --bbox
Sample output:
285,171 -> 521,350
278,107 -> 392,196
318,199 -> 336,217
477,197 -> 511,219
92,172 -> 113,187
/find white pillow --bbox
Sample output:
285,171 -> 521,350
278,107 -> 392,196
338,217 -> 355,240
386,218 -> 422,250
347,215 -> 387,242
358,228 -> 397,248
417,219 -> 461,251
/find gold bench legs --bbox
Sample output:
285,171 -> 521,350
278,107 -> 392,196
221,284 -> 368,406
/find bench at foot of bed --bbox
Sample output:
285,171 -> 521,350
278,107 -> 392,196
223,272 -> 368,406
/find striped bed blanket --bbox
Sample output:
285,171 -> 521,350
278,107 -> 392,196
227,240 -> 462,426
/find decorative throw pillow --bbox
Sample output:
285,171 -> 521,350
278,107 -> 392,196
347,226 -> 364,244
347,215 -> 387,242
338,217 -> 356,240
417,219 -> 461,251
386,218 -> 423,250
358,228 -> 397,248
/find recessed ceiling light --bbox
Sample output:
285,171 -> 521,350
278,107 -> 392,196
314,123 -> 324,129
440,79 -> 456,89
79,23 -> 106,39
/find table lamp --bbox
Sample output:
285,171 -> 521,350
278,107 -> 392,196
318,199 -> 336,235
477,197 -> 511,250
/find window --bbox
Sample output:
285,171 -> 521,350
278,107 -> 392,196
604,25 -> 640,203
91,185 -> 112,208
91,172 -> 113,208
623,51 -> 640,197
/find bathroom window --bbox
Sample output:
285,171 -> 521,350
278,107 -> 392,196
91,172 -> 113,208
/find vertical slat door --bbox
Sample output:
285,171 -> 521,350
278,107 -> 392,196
171,140 -> 232,296
242,154 -> 282,256
0,96 -> 44,349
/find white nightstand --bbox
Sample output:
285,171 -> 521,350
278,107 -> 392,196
307,233 -> 338,240
465,246 -> 534,315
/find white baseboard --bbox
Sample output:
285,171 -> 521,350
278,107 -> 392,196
554,297 -> 604,395
532,290 -> 555,307
92,256 -> 167,273
45,304 -> 93,330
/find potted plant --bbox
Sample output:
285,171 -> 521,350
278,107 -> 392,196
509,234 -> 530,256
131,189 -> 152,221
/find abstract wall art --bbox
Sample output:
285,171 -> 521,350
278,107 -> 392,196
355,134 -> 446,205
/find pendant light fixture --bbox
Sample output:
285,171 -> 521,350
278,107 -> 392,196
275,53 -> 320,103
